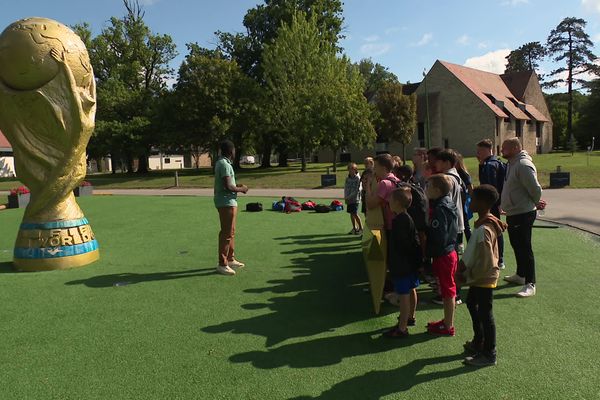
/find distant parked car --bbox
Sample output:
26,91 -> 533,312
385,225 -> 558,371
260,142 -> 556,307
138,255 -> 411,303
241,155 -> 256,165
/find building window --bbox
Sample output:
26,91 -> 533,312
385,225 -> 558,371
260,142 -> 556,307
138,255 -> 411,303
417,122 -> 425,147
536,122 -> 543,138
516,120 -> 523,137
164,158 -> 171,164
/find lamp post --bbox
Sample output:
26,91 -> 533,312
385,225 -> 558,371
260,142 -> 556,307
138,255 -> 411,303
423,68 -> 431,148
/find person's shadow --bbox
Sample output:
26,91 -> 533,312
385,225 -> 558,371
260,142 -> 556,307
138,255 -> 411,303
65,268 -> 216,288
289,353 -> 473,400
229,330 -> 439,369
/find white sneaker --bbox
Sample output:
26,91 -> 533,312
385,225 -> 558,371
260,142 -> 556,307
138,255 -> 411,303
498,262 -> 506,270
516,283 -> 536,298
228,260 -> 245,270
504,274 -> 525,285
216,265 -> 236,275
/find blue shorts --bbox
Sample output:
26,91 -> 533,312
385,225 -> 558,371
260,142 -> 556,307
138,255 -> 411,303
393,274 -> 420,295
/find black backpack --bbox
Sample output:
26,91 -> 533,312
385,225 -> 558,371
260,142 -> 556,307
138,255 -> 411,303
246,202 -> 263,212
315,204 -> 331,213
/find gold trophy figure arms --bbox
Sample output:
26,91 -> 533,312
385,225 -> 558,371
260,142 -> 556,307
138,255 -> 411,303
0,18 -> 99,271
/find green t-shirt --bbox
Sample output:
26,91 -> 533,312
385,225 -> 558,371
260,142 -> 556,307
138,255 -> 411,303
214,157 -> 237,208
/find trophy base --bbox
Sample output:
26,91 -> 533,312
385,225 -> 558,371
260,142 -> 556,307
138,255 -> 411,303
13,217 -> 100,272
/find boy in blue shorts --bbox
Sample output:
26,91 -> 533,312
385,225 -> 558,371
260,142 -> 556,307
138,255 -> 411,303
383,187 -> 421,338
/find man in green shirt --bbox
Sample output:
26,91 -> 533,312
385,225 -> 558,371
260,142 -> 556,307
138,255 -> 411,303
214,140 -> 248,275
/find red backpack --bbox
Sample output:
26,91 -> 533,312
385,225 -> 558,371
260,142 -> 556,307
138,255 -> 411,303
284,197 -> 302,213
302,201 -> 316,210
330,200 -> 344,211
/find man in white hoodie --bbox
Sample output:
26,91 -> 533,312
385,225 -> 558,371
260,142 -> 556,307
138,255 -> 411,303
500,138 -> 543,298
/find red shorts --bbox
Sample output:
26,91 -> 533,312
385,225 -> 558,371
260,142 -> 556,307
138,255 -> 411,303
432,251 -> 458,299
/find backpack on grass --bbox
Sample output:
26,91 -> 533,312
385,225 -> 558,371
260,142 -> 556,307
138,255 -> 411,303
315,204 -> 331,213
246,202 -> 263,212
284,197 -> 302,213
330,200 -> 344,211
302,201 -> 317,211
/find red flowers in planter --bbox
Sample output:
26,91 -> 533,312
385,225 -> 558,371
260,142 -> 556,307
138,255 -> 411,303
80,181 -> 92,187
9,186 -> 30,196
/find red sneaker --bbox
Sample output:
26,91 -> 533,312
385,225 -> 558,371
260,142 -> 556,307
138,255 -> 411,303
428,323 -> 455,336
427,319 -> 445,328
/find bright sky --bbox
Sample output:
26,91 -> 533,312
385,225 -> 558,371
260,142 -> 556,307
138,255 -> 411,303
1,0 -> 599,89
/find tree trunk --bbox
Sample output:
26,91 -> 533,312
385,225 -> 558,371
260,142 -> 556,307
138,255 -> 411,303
260,142 -> 272,169
567,32 -> 574,143
126,154 -> 135,174
137,153 -> 149,174
332,148 -> 337,172
278,150 -> 289,167
95,156 -> 104,173
301,150 -> 307,172
402,143 -> 407,165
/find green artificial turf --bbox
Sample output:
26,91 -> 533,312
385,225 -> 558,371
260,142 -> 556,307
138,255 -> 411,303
0,196 -> 599,400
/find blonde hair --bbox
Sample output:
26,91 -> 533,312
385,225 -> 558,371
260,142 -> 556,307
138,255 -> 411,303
364,157 -> 374,168
427,174 -> 451,196
392,155 -> 403,167
391,186 -> 412,209
348,162 -> 358,172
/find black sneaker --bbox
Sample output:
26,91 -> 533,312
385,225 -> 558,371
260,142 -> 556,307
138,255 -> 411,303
383,326 -> 409,339
463,353 -> 497,367
407,317 -> 416,326
463,340 -> 484,354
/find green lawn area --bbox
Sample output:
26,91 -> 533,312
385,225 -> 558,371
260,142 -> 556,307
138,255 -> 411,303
0,196 -> 599,399
1,151 -> 599,194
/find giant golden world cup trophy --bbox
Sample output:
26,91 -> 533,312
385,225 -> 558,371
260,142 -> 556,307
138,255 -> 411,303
0,18 -> 99,271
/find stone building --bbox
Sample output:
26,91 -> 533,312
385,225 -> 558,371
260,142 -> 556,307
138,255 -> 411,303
317,60 -> 553,162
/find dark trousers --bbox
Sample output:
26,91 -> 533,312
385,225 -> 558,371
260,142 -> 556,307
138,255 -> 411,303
491,206 -> 504,263
507,211 -> 537,284
466,286 -> 496,356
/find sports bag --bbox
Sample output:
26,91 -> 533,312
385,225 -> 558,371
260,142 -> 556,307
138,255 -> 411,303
284,197 -> 302,213
330,200 -> 344,211
315,204 -> 331,213
272,200 -> 285,212
302,201 -> 316,211
246,202 -> 263,212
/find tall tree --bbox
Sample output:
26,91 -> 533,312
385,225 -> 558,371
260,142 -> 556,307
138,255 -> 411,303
356,58 -> 399,102
319,58 -> 376,171
574,79 -> 599,148
546,17 -> 599,142
263,12 -> 373,172
375,81 -> 417,161
79,0 -> 177,173
505,42 -> 546,76
173,45 -> 261,168
217,0 -> 345,168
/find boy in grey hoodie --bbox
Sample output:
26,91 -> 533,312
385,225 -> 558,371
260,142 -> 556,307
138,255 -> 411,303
500,138 -> 544,298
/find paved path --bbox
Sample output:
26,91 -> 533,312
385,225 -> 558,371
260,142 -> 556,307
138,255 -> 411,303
2,187 -> 599,235
536,189 -> 600,236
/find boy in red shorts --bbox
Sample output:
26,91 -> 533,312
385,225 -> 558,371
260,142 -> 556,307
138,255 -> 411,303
425,174 -> 459,336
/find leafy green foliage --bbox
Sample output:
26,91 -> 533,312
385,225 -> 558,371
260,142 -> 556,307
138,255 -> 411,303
263,13 -> 374,171
374,81 -> 417,160
505,42 -> 546,78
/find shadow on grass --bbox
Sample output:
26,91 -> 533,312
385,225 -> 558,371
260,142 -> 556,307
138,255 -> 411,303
230,331 -> 439,369
288,354 -> 474,400
201,233 -> 381,347
0,261 -> 15,273
65,268 -> 216,288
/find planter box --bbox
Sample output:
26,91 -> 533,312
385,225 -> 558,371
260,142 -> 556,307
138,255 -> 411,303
74,186 -> 94,197
8,193 -> 30,209
321,174 -> 337,187
549,172 -> 570,188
